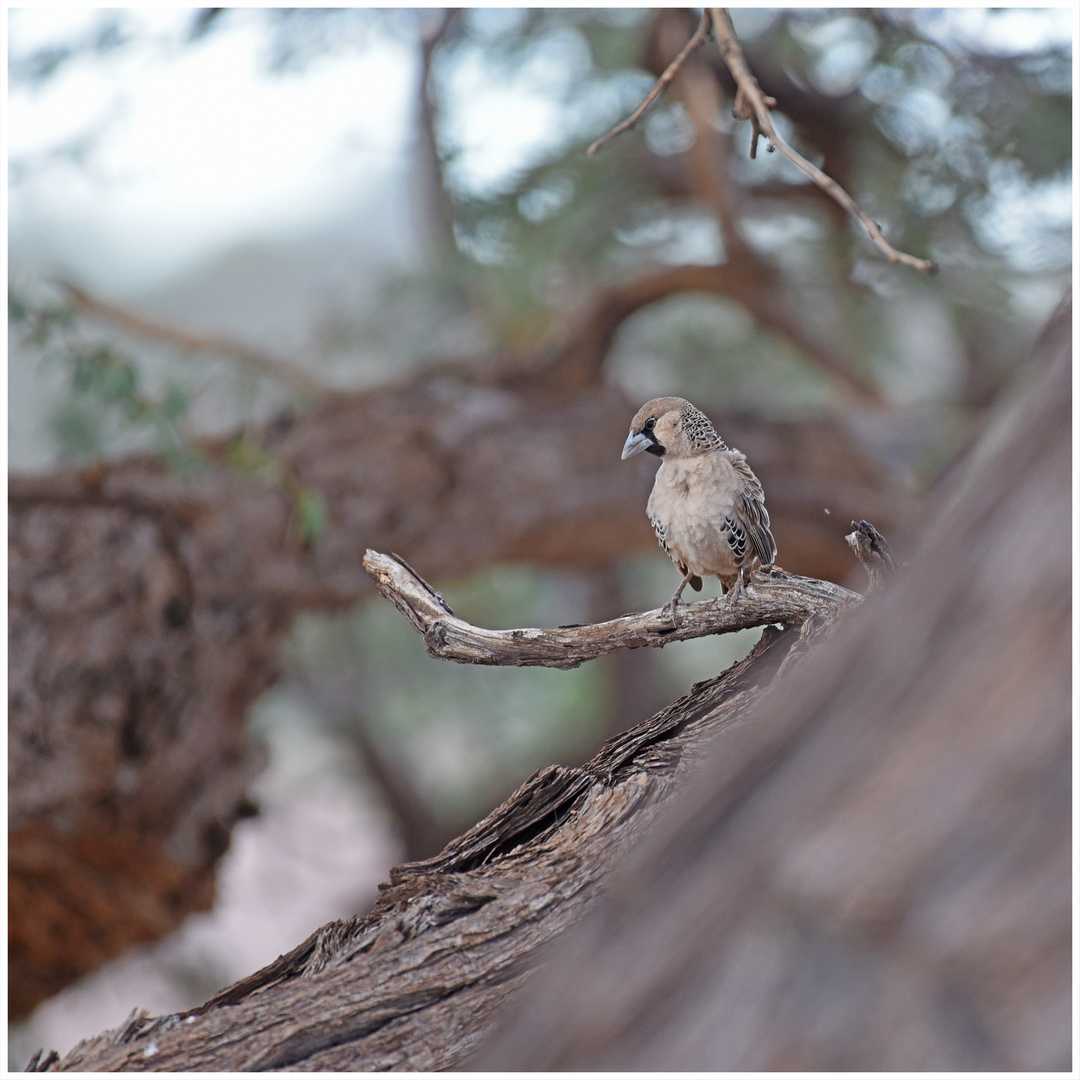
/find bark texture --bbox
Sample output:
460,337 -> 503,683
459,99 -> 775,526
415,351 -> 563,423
35,618 -> 818,1072
9,377 -> 908,1018
30,302 -> 1069,1072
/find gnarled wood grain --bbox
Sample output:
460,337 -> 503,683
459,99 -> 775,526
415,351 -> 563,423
38,619 -> 819,1071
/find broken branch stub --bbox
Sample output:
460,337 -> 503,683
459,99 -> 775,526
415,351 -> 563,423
362,549 -> 861,668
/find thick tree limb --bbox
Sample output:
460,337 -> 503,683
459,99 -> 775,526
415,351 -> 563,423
474,301 -> 1072,1074
35,618 -> 822,1072
363,549 -> 859,669
540,262 -> 887,404
8,378 -> 910,1016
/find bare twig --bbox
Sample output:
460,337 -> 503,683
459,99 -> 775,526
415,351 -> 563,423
587,11 -> 712,157
586,8 -> 936,277
56,280 -> 330,397
708,8 -> 937,277
363,550 -> 860,669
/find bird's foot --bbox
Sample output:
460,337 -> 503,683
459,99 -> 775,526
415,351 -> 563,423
660,597 -> 682,627
727,574 -> 746,604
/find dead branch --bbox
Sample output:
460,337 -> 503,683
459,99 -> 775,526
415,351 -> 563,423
57,280 -> 330,397
585,9 -> 935,277
845,518 -> 896,591
33,619 -> 821,1072
473,300 -> 1072,1075
363,550 -> 859,669
708,8 -> 937,277
10,376 -> 910,1015
587,11 -> 712,157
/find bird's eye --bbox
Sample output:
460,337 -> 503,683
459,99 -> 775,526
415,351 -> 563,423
644,417 -> 656,431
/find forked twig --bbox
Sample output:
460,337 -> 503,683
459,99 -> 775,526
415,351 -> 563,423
363,549 -> 860,669
707,8 -> 937,277
587,9 -> 937,278
587,11 -> 712,157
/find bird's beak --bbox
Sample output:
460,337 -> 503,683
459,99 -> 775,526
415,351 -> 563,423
621,430 -> 651,460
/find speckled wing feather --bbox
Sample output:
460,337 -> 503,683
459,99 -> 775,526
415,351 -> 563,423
649,508 -> 669,557
649,507 -> 702,590
729,452 -> 777,566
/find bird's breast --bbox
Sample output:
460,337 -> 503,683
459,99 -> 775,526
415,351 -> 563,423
647,457 -> 739,578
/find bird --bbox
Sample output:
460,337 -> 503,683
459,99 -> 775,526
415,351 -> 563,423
621,396 -> 777,620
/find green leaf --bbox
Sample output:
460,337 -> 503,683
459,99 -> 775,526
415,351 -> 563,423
160,384 -> 190,422
8,290 -> 29,322
296,487 -> 328,545
50,400 -> 103,460
225,433 -> 280,478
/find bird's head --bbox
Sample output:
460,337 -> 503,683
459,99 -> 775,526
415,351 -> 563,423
621,397 -> 724,460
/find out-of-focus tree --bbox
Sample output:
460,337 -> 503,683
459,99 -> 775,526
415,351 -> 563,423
7,4 -> 1071,1036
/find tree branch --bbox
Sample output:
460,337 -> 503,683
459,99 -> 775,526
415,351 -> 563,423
26,309 -> 1070,1072
56,280 -> 331,397
31,620 -> 821,1072
300,674 -> 455,861
362,550 -> 860,669
416,9 -> 459,263
538,262 -> 888,405
585,9 -> 936,278
587,11 -> 712,157
708,8 -> 937,277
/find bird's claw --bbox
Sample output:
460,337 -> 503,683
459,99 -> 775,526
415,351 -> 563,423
660,598 -> 682,627
728,574 -> 746,604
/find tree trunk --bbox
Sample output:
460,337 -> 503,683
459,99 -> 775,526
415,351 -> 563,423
29,308 -> 1070,1071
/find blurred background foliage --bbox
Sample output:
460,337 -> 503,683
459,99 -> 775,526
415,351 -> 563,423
6,6 -> 1072,1063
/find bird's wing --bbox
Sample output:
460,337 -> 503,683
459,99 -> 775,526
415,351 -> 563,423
728,452 -> 777,566
648,508 -> 670,558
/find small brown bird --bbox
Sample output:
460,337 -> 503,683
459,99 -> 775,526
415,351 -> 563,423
621,396 -> 776,618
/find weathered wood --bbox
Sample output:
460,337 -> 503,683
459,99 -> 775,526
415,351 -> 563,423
37,618 -> 823,1071
844,517 -> 896,591
363,549 -> 860,668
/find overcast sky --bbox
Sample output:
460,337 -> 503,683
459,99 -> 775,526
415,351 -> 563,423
6,6 -> 1074,295
6,6 -> 606,294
